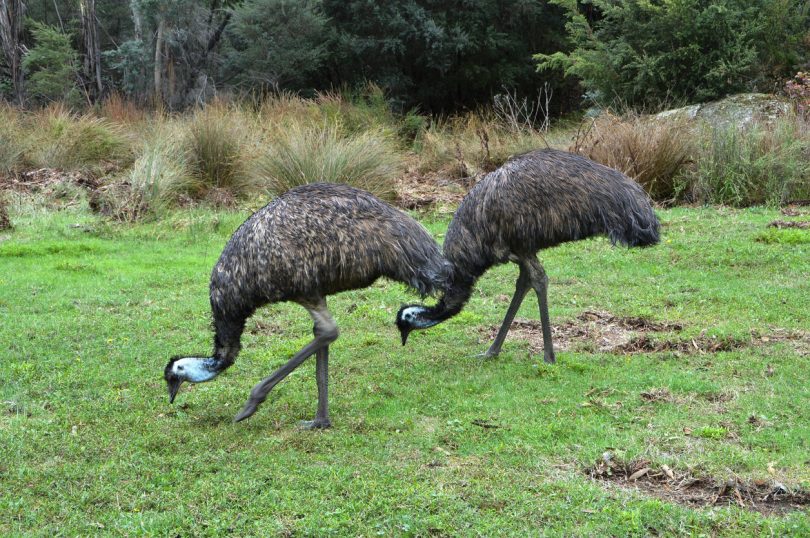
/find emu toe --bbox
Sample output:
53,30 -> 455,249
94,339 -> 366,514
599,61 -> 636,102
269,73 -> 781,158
298,419 -> 331,430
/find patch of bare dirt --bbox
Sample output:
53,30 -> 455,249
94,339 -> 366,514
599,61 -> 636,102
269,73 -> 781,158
781,206 -> 809,217
478,310 -> 683,354
768,219 -> 810,229
588,457 -> 810,515
614,334 -> 746,354
480,311 -> 810,357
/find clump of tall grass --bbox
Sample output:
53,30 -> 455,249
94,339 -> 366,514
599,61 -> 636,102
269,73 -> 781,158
571,112 -> 694,202
26,103 -> 133,171
682,115 -> 810,206
254,124 -> 403,201
0,193 -> 11,230
92,126 -> 193,221
182,104 -> 259,201
97,92 -> 148,126
0,104 -> 28,175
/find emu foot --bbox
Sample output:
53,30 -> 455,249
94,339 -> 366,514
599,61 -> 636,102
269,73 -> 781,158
544,350 -> 556,364
298,418 -> 331,430
475,349 -> 501,360
233,399 -> 262,423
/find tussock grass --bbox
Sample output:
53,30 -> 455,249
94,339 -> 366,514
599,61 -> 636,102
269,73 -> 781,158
97,92 -> 149,125
254,123 -> 403,201
94,125 -> 194,221
571,112 -> 694,202
182,104 -> 259,202
0,104 -> 28,175
25,103 -> 133,171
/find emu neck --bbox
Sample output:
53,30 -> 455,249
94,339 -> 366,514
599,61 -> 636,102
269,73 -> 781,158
421,278 -> 475,324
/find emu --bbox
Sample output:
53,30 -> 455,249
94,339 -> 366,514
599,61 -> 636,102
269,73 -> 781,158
164,183 -> 450,428
396,149 -> 660,363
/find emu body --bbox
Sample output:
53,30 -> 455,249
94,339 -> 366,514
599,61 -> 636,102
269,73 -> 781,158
396,149 -> 660,362
165,183 -> 450,427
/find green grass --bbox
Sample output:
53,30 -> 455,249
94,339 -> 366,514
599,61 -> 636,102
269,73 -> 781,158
1,205 -> 809,536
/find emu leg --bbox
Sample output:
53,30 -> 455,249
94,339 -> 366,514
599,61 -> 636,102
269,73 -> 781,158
299,344 -> 331,430
234,304 -> 338,423
527,258 -> 556,364
483,265 -> 530,358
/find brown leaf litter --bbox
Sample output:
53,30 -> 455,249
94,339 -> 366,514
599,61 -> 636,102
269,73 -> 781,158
479,310 -> 809,356
478,310 -> 684,354
588,457 -> 810,515
768,220 -> 810,229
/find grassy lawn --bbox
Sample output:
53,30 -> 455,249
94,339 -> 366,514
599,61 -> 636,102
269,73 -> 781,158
1,203 -> 809,536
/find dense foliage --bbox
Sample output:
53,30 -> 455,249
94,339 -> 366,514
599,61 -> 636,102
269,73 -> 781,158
0,0 -> 807,113
537,0 -> 810,109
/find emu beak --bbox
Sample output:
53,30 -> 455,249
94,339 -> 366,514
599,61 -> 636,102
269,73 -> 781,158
167,377 -> 182,403
400,328 -> 411,346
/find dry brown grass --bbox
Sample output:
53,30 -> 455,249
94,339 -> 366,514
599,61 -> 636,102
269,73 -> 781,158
97,93 -> 149,125
418,112 -> 559,179
571,112 -> 694,202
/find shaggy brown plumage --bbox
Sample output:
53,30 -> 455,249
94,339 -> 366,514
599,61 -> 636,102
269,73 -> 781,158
165,183 -> 450,427
397,149 -> 660,363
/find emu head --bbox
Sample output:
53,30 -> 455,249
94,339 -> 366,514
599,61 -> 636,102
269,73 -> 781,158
395,304 -> 433,345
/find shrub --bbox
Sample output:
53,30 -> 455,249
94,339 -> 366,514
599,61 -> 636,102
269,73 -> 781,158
538,0 -> 809,109
26,104 -> 133,171
571,112 -> 694,202
22,21 -> 82,106
254,124 -> 403,201
683,115 -> 810,206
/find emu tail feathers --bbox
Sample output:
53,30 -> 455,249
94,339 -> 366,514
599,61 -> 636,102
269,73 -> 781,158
603,187 -> 660,248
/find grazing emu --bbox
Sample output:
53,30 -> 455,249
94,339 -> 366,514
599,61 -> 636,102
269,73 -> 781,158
164,183 -> 450,428
396,149 -> 659,363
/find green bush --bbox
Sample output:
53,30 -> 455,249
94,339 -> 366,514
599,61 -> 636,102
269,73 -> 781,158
538,0 -> 809,109
22,21 -> 82,106
254,124 -> 403,201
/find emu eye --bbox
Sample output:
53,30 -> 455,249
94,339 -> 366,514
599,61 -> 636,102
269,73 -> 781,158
177,366 -> 185,371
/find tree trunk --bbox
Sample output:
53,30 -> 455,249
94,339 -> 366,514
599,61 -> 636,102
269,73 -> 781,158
0,0 -> 25,105
80,0 -> 103,100
153,16 -> 165,104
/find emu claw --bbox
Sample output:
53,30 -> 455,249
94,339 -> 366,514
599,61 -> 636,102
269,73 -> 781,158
298,419 -> 331,430
474,349 -> 500,360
